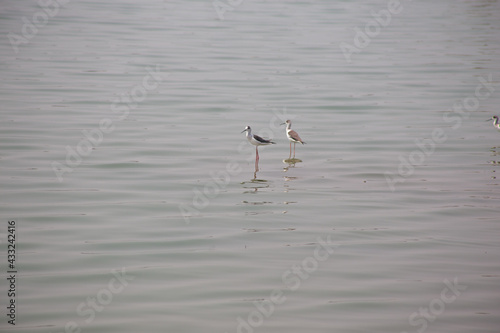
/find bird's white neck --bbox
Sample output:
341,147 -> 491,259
245,129 -> 253,139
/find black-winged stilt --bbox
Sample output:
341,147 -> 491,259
241,126 -> 275,168
487,116 -> 500,130
281,120 -> 305,158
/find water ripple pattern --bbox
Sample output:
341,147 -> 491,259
1,0 -> 499,332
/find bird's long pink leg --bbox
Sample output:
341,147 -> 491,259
293,143 -> 296,158
255,147 -> 259,170
289,142 -> 292,158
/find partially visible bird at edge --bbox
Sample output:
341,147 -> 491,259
487,115 -> 500,130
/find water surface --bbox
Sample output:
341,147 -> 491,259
1,0 -> 499,332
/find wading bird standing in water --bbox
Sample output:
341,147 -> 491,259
241,126 -> 275,170
281,119 -> 305,159
487,116 -> 500,130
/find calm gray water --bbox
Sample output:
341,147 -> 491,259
1,0 -> 499,332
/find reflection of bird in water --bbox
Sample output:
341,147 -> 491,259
487,116 -> 500,130
281,120 -> 305,158
485,117 -> 500,180
283,159 -> 299,172
241,126 -> 275,170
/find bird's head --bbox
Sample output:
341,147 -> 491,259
241,126 -> 251,133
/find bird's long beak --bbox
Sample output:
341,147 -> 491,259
241,129 -> 246,133
280,122 -> 285,126
485,118 -> 493,121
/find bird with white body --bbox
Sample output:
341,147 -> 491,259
281,119 -> 305,159
487,116 -> 500,130
241,126 -> 275,169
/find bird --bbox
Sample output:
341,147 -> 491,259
487,116 -> 500,130
281,119 -> 305,158
241,126 -> 275,168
